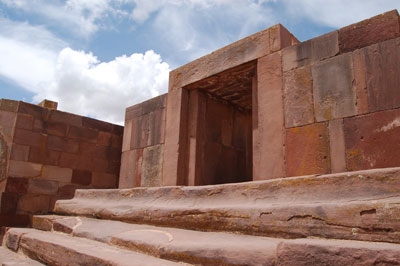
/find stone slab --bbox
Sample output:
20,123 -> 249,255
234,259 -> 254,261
55,167 -> 400,243
0,246 -> 44,266
344,108 -> 400,171
285,122 -> 330,176
339,9 -> 400,53
312,53 -> 356,121
283,65 -> 314,128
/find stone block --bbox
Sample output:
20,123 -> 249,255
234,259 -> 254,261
43,122 -> 67,137
364,37 -> 400,112
0,111 -> 16,128
39,165 -> 72,183
352,49 -> 369,114
162,88 -> 188,186
17,102 -> 43,119
29,146 -> 60,166
5,177 -> 28,193
14,128 -> 45,147
68,126 -> 98,143
269,23 -> 299,52
82,117 -> 113,132
98,131 -> 122,148
92,172 -> 117,188
312,54 -> 356,121
58,152 -> 80,169
47,135 -> 79,154
58,184 -> 80,198
130,115 -> 149,149
344,108 -> 400,171
38,99 -> 58,109
48,110 -> 82,127
141,145 -> 163,187
15,113 -> 33,130
17,194 -> 50,214
122,120 -> 132,152
0,214 -> 30,227
71,170 -> 92,185
283,65 -> 314,128
28,179 -> 58,195
286,123 -> 330,177
329,119 -> 346,173
10,144 -> 30,161
0,99 -> 19,112
33,118 -> 43,132
148,108 -> 166,146
282,40 -> 311,72
112,124 -> 124,135
8,160 -> 42,178
311,31 -> 339,62
1,193 -> 18,213
119,150 -> 136,188
339,10 -> 400,53
253,52 -> 285,180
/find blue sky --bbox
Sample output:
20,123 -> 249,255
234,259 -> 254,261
0,0 -> 399,124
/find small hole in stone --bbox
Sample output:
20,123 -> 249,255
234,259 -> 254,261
323,156 -> 327,159
360,136 -> 364,140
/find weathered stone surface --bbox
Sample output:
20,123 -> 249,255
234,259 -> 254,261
312,54 -> 356,121
91,172 -> 117,188
47,135 -> 79,154
28,146 -> 61,166
283,66 -> 314,128
130,115 -> 149,149
344,108 -> 400,171
82,117 -> 113,132
170,24 -> 296,90
55,167 -> 400,243
0,246 -> 44,265
15,113 -> 33,130
0,111 -> 17,128
1,192 -> 18,214
43,121 -> 67,137
8,160 -> 42,178
286,123 -> 330,176
28,179 -> 58,195
119,149 -> 137,188
10,144 -> 30,161
282,31 -> 338,72
0,99 -> 19,112
141,145 -> 163,187
48,110 -> 82,127
329,119 -> 346,173
125,94 -> 167,120
17,194 -> 50,214
5,177 -> 29,193
339,10 -> 400,53
38,99 -> 57,109
39,165 -> 72,183
14,128 -> 45,147
276,238 -> 400,266
122,120 -> 132,152
71,169 -> 92,186
253,52 -> 285,180
364,37 -> 400,112
68,126 -> 98,143
10,228 -> 185,266
352,49 -> 369,114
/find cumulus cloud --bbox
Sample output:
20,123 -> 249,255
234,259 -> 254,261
34,48 -> 169,125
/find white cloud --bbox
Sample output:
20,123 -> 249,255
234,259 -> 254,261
33,48 -> 169,125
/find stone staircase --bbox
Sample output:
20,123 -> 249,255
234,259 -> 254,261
2,167 -> 400,265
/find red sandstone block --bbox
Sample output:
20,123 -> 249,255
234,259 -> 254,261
5,177 -> 28,193
28,179 -> 58,195
119,149 -> 142,188
112,124 -> 124,135
76,156 -> 108,173
14,128 -> 45,147
91,172 -> 117,188
0,99 -> 18,112
148,108 -> 166,146
68,125 -> 98,143
58,152 -> 80,169
72,169 -> 92,186
98,131 -> 123,148
352,49 -> 369,114
286,123 -> 331,177
107,160 -> 121,175
15,113 -> 33,130
253,53 -> 285,180
269,24 -> 299,53
122,120 -> 132,152
48,110 -> 82,127
8,160 -> 42,178
130,115 -> 149,149
58,184 -> 82,198
0,111 -> 16,128
283,66 -> 314,128
17,194 -> 50,214
329,119 -> 346,173
312,54 -> 356,121
339,10 -> 400,53
344,108 -> 400,171
111,134 -> 123,148
29,146 -> 60,166
10,144 -> 29,161
0,214 -> 30,227
33,118 -> 43,132
0,193 -> 18,214
44,122 -> 67,137
364,37 -> 400,112
82,117 -> 113,132
47,135 -> 79,154
39,165 -> 72,183
141,145 -> 163,187
17,102 -> 43,119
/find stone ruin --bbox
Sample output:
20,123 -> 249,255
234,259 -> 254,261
1,9 -> 400,265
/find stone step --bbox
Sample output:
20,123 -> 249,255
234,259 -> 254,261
0,246 -> 44,266
54,167 -> 400,243
32,215 -> 400,266
2,227 -> 189,266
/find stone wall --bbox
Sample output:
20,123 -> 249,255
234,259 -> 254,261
119,94 -> 167,188
0,99 -> 123,226
256,10 -> 400,179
